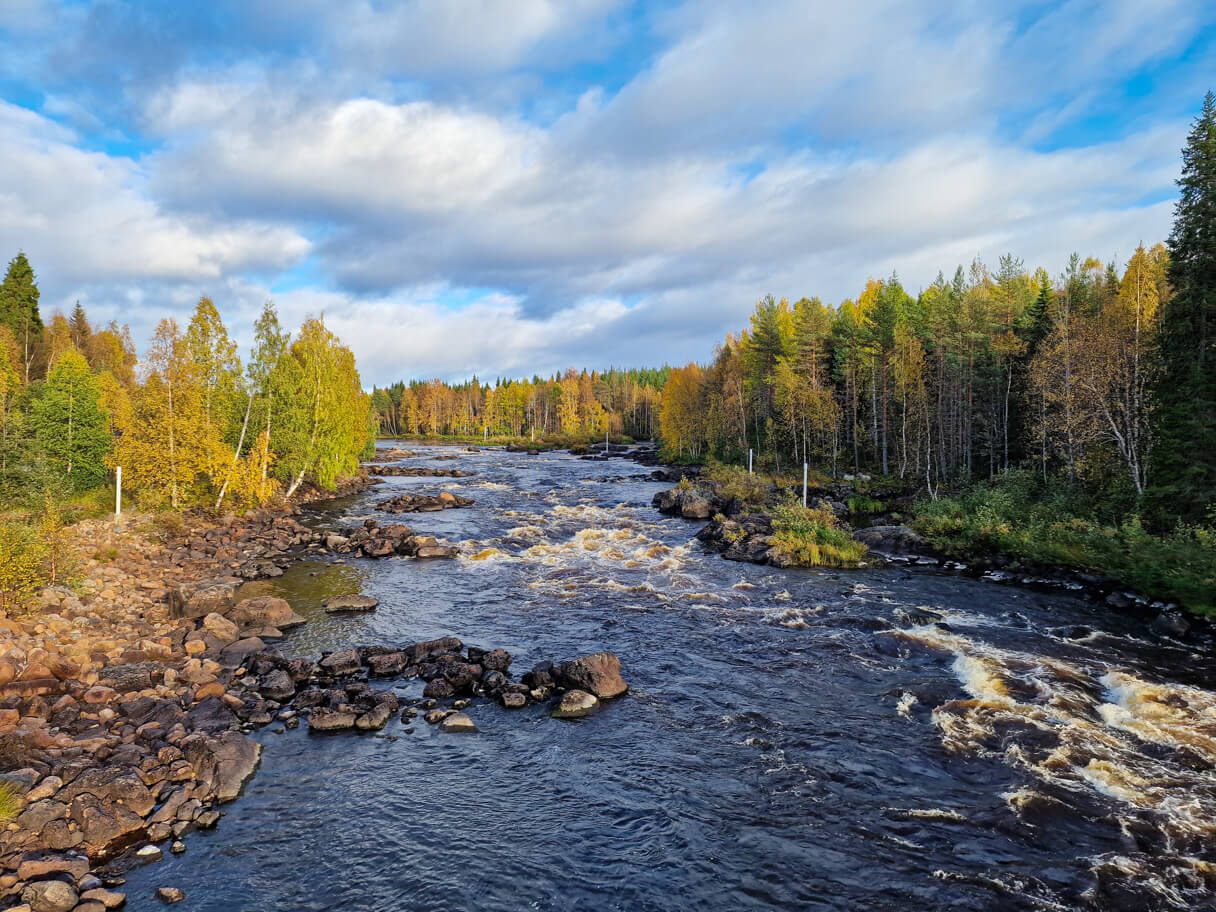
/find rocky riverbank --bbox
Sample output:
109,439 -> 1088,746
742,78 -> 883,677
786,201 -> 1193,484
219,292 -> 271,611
653,474 -> 1201,639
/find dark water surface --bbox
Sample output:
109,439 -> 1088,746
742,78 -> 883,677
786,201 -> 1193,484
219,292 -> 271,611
121,445 -> 1216,911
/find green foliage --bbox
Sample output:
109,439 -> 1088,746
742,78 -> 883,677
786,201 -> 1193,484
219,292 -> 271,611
847,494 -> 885,515
30,350 -> 111,490
770,503 -> 869,568
913,470 -> 1216,614
1149,91 -> 1216,526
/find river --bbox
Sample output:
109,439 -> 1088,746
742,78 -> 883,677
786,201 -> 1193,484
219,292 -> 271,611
120,444 -> 1216,911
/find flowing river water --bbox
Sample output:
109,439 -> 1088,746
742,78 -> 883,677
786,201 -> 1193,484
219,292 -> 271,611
120,445 -> 1216,911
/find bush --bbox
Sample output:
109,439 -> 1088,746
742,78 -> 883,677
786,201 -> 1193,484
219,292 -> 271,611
911,471 -> 1216,614
770,503 -> 868,568
0,521 -> 44,614
0,782 -> 20,822
705,461 -> 769,506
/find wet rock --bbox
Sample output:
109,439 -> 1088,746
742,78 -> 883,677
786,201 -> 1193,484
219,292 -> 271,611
422,678 -> 456,698
1151,611 -> 1190,638
80,888 -> 126,908
21,880 -> 77,912
438,712 -> 478,733
156,887 -> 185,904
259,669 -> 296,702
558,652 -> 628,699
218,637 -> 268,668
552,690 -> 598,719
368,466 -> 474,478
366,652 -> 409,676
355,703 -> 393,731
309,708 -> 357,732
318,649 -> 362,676
501,692 -> 526,709
851,525 -> 924,555
324,595 -> 379,614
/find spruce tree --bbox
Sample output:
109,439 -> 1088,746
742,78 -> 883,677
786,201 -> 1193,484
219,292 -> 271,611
0,253 -> 42,381
1149,91 -> 1216,524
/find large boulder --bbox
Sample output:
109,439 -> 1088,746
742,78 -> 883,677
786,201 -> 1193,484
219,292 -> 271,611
170,578 -> 241,620
228,596 -> 306,630
22,879 -> 78,912
558,652 -> 628,699
309,708 -> 357,732
851,524 -> 924,555
182,731 -> 261,802
69,793 -> 146,859
324,595 -> 379,614
318,649 -> 362,676
58,765 -> 155,816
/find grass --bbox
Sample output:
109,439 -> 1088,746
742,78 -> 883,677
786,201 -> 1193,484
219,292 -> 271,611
770,503 -> 869,568
847,494 -> 885,515
912,470 -> 1216,615
0,782 -> 21,821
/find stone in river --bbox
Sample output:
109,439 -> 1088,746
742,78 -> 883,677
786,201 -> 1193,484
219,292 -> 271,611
318,649 -> 362,676
558,652 -> 629,699
439,712 -> 478,733
325,594 -> 379,614
355,703 -> 393,731
551,689 -> 598,719
156,887 -> 186,904
501,692 -> 526,709
309,708 -> 358,731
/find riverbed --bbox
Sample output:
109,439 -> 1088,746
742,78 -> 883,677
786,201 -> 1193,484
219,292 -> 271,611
121,444 -> 1216,911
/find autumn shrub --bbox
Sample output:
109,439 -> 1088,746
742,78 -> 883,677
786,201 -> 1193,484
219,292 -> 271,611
705,461 -> 769,506
0,520 -> 45,614
770,503 -> 868,568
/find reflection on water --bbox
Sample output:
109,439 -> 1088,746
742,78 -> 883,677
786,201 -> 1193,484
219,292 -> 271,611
119,443 -> 1216,912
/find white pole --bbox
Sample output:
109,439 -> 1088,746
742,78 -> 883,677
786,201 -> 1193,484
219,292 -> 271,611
748,449 -> 753,474
483,427 -> 487,442
115,466 -> 122,517
803,462 -> 808,508
531,426 -> 535,442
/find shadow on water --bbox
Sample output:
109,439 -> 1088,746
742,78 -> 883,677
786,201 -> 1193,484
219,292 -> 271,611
118,444 -> 1216,912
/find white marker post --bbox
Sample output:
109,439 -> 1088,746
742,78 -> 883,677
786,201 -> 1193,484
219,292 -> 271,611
748,449 -> 753,475
803,462 -> 808,507
115,466 -> 122,518
483,427 -> 487,442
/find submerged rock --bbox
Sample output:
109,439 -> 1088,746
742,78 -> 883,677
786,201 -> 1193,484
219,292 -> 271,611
439,712 -> 478,733
324,595 -> 380,614
552,690 -> 598,719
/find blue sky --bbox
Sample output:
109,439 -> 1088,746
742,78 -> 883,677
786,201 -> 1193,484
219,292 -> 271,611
0,0 -> 1212,384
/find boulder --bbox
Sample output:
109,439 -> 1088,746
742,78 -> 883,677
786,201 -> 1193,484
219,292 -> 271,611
258,669 -> 296,702
157,887 -> 186,904
182,731 -> 261,802
58,765 -> 155,816
355,703 -> 393,731
438,712 -> 478,733
551,690 -> 598,719
318,649 -> 361,676
186,696 -> 237,734
1152,611 -> 1190,638
309,708 -> 357,732
324,595 -> 379,614
21,880 -> 78,912
170,578 -> 240,620
201,612 -> 239,644
69,793 -> 146,858
558,652 -> 628,699
97,663 -> 162,692
366,652 -> 409,676
228,596 -> 306,630
851,524 -> 923,555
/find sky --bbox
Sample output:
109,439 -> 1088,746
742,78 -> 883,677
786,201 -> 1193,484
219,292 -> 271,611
0,0 -> 1212,386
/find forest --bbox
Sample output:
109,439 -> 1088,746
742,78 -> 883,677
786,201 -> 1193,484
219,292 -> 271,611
0,268 -> 372,604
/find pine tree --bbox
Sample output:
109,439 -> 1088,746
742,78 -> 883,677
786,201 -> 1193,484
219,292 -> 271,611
1149,91 -> 1216,523
0,253 -> 42,381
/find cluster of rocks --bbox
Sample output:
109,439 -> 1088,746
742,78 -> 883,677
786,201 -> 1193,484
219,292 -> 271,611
322,520 -> 458,560
375,492 -> 474,514
224,641 -> 628,735
0,585 -> 273,909
368,466 -> 475,478
373,447 -> 419,460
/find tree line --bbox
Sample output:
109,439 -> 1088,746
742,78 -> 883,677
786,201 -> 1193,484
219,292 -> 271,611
660,93 -> 1216,529
371,368 -> 667,442
0,261 -> 373,513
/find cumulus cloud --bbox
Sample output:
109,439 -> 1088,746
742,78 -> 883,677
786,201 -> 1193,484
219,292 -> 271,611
0,0 -> 1208,382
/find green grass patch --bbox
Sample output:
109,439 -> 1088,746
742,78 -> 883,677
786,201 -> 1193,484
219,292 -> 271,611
912,470 -> 1216,615
847,494 -> 885,515
770,503 -> 869,568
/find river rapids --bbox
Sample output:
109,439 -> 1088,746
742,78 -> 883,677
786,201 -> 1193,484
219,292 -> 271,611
120,444 -> 1216,911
